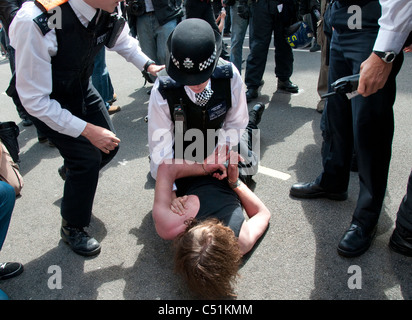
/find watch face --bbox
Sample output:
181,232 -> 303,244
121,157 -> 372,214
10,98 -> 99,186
386,53 -> 395,63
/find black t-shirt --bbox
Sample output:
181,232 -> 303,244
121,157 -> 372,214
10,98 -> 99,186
175,176 -> 245,237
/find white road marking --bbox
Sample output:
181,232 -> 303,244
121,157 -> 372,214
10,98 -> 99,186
258,165 -> 291,181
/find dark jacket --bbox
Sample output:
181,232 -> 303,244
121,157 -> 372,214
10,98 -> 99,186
0,0 -> 26,34
152,0 -> 183,25
127,0 -> 183,26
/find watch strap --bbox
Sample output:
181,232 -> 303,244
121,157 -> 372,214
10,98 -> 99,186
373,50 -> 396,63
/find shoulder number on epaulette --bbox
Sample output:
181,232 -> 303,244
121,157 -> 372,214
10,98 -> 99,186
33,0 -> 68,35
158,76 -> 183,100
212,62 -> 233,79
33,11 -> 53,35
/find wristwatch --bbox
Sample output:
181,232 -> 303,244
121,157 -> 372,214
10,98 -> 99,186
144,59 -> 155,72
373,50 -> 396,63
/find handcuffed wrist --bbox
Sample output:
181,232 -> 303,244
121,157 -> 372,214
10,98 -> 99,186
202,163 -> 212,175
228,178 -> 241,189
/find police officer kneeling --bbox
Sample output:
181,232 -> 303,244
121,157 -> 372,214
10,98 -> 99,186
148,18 -> 263,185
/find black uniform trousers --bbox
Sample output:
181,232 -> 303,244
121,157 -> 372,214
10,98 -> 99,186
316,0 -> 403,232
185,0 -> 220,33
245,0 -> 294,89
184,0 -> 230,60
28,81 -> 118,227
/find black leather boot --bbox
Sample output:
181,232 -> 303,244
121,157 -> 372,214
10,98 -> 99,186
60,220 -> 101,257
389,225 -> 412,257
290,181 -> 348,201
337,224 -> 377,257
278,79 -> 299,93
246,87 -> 258,102
249,103 -> 265,126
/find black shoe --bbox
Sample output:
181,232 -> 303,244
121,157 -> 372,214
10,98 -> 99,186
337,224 -> 377,257
38,135 -> 48,143
0,262 -> 24,280
290,181 -> 348,201
278,79 -> 299,93
21,117 -> 33,127
249,103 -> 265,126
246,87 -> 258,102
310,42 -> 320,52
60,224 -> 101,257
389,226 -> 412,257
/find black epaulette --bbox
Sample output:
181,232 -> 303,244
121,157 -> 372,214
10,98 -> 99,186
211,59 -> 233,79
33,11 -> 54,35
33,0 -> 69,35
158,76 -> 183,100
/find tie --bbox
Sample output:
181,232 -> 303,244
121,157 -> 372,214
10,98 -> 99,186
195,88 -> 214,107
88,9 -> 101,30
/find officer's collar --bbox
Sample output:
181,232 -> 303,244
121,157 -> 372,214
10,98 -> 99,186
70,0 -> 96,23
184,79 -> 212,99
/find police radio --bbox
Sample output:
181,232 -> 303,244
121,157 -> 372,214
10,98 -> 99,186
173,101 -> 186,135
322,74 -> 360,100
106,12 -> 126,48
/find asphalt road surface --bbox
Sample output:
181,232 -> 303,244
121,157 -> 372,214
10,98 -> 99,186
0,37 -> 411,302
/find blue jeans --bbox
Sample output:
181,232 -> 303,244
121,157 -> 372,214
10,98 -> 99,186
0,181 -> 15,250
135,14 -> 177,65
229,5 -> 249,74
92,47 -> 114,108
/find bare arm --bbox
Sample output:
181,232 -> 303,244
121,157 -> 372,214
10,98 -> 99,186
226,153 -> 270,255
152,162 -> 194,240
152,156 -> 227,240
235,182 -> 271,255
215,9 -> 226,33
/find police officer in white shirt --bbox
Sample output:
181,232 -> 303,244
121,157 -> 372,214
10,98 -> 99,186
9,0 -> 164,256
290,0 -> 404,258
358,0 -> 412,257
148,18 -> 257,182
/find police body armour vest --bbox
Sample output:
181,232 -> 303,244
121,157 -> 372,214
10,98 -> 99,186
158,60 -> 233,162
34,1 -> 113,113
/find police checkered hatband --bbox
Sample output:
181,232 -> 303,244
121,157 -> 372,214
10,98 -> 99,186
171,46 -> 217,72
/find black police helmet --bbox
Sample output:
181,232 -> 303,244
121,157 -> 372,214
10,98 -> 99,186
166,18 -> 222,86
